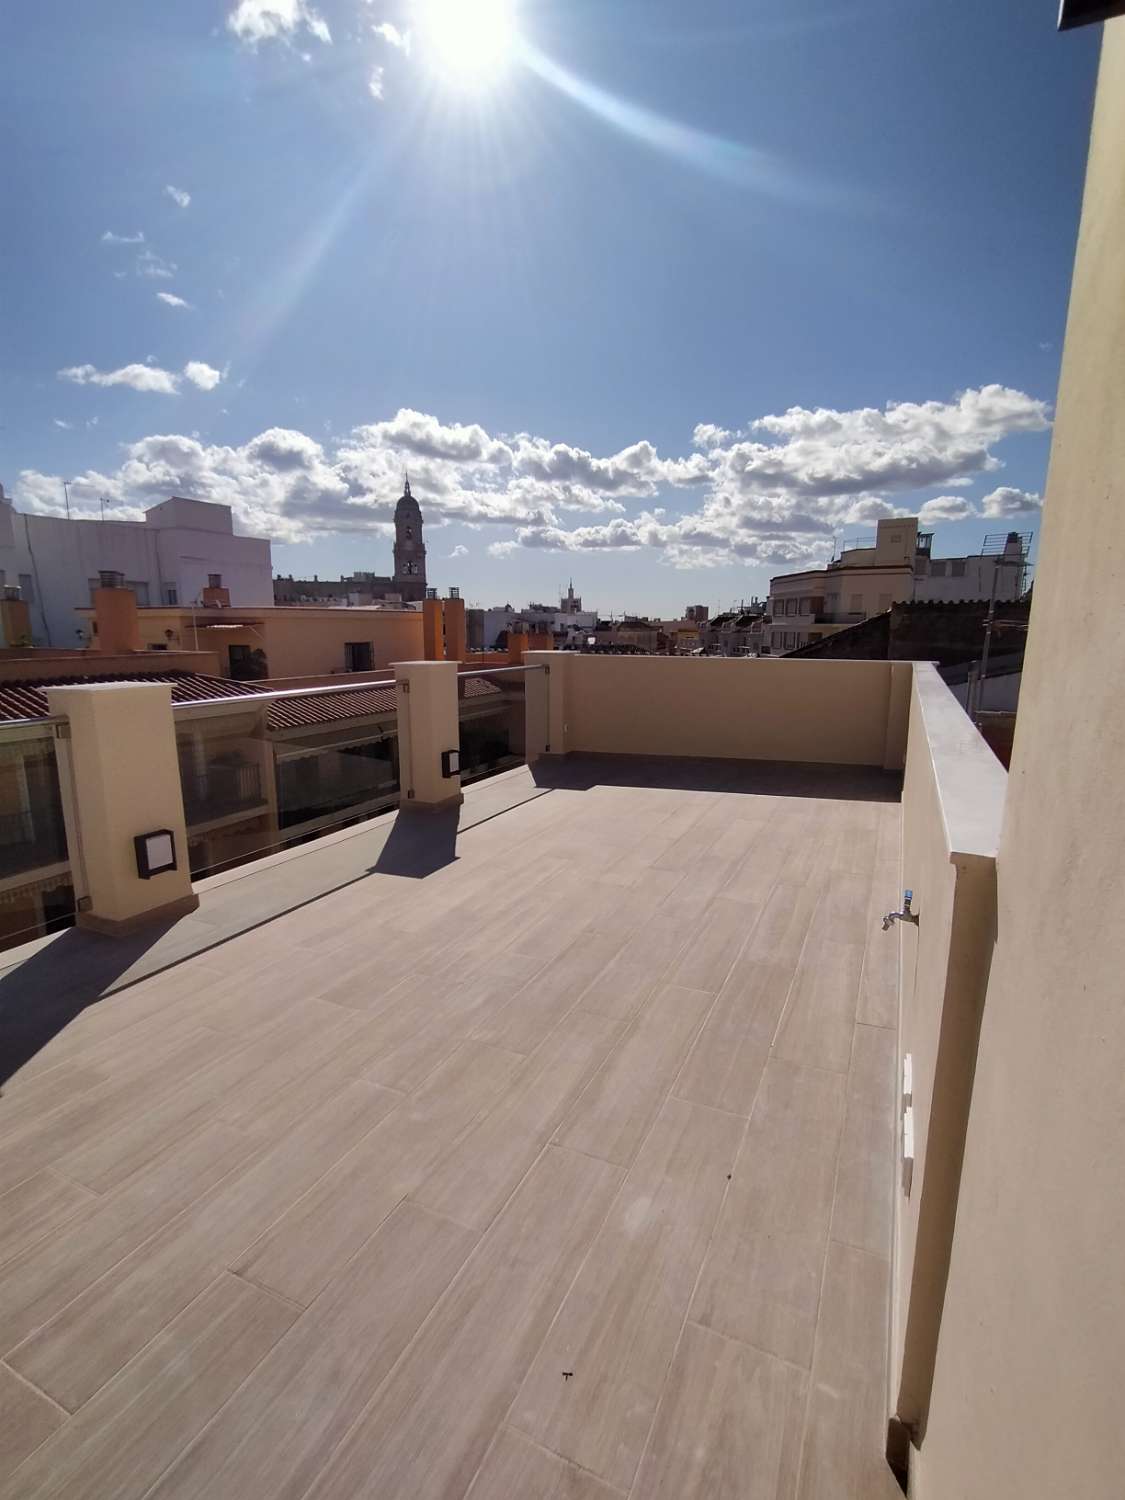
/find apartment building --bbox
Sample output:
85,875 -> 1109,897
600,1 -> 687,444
0,490 -> 273,647
765,516 -> 1028,653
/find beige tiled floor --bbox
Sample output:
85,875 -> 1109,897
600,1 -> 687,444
0,756 -> 903,1500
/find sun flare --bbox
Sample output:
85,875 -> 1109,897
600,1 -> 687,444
414,0 -> 518,88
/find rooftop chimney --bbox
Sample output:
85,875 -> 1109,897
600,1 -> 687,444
92,579 -> 141,653
201,573 -> 231,608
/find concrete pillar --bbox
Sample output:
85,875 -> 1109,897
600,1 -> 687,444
45,682 -> 198,935
422,597 -> 444,661
524,649 -> 569,761
443,595 -> 467,664
393,660 -> 462,812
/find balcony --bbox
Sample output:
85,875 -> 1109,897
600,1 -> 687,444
0,657 -> 1003,1500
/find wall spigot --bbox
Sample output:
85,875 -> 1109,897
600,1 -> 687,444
882,889 -> 919,931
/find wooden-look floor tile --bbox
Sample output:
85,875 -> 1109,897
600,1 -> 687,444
554,984 -> 715,1166
632,1321 -> 807,1500
831,1024 -> 896,1259
302,1145 -> 623,1500
772,938 -> 864,1076
575,959 -> 660,1024
466,1427 -> 623,1500
413,1010 -> 623,1231
666,897 -> 759,994
8,1080 -> 397,1410
797,1241 -> 900,1500
235,1042 -> 522,1306
145,1204 -> 476,1500
0,1171 -> 97,1270
472,932 -> 626,1055
674,959 -> 792,1116
691,1060 -> 845,1369
0,1364 -> 65,1485
511,1097 -> 743,1492
0,1275 -> 296,1500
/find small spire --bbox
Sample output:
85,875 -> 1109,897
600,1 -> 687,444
403,470 -> 411,498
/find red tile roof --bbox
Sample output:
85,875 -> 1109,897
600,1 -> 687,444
0,671 -> 260,722
0,668 -> 504,729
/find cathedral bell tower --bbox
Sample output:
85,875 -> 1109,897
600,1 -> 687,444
392,476 -> 427,604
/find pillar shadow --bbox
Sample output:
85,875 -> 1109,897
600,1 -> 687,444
370,807 -> 460,879
0,916 -> 190,1089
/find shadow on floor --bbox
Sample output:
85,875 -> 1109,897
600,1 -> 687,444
370,807 -> 460,879
529,753 -> 903,803
0,917 -> 187,1088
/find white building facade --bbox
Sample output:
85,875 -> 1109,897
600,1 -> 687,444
766,517 -> 1029,654
0,490 -> 273,647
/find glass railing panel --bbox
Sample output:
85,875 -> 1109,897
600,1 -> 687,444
0,721 -> 75,953
174,681 -> 401,879
457,667 -> 529,786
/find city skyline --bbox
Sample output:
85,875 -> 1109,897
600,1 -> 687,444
1,1 -> 1100,613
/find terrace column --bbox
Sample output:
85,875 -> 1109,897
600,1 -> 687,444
45,682 -> 198,935
393,660 -> 463,812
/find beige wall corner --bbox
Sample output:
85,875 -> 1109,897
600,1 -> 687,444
392,660 -> 462,810
883,661 -> 914,769
45,682 -> 198,932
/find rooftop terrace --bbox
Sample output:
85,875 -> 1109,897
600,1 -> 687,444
0,752 -> 902,1500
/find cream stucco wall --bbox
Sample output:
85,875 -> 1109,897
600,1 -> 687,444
916,24 -> 1125,1499
892,665 -> 1005,1455
534,654 -> 910,769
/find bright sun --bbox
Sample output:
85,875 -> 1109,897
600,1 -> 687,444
415,0 -> 518,88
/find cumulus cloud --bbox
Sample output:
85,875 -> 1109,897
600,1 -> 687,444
227,0 -> 331,45
16,386 -> 1050,568
59,363 -> 182,395
58,361 -> 225,396
156,291 -> 192,309
980,486 -> 1042,518
368,66 -> 385,100
183,361 -> 224,391
164,184 -> 191,209
101,229 -> 145,245
448,544 -> 469,558
918,495 -> 977,523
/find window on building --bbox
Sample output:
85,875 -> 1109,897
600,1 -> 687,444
163,586 -> 179,606
950,559 -> 966,577
405,526 -> 413,539
128,581 -> 150,605
344,641 -> 374,672
18,574 -> 34,604
786,598 -> 798,616
850,593 -> 863,612
208,574 -> 222,589
929,560 -> 947,578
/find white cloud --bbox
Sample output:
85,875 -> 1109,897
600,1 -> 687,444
164,184 -> 191,209
448,544 -> 469,557
53,419 -> 73,430
183,361 -> 224,391
58,363 -> 181,395
136,248 -> 177,280
918,495 -> 977,523
980,486 -> 1042,518
368,66 -> 385,100
16,386 -> 1049,567
227,0 -> 331,45
156,291 -> 192,309
372,20 -> 409,50
58,361 -> 225,396
692,423 -> 731,450
101,229 -> 145,245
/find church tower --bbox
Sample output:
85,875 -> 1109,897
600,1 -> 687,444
392,476 -> 426,603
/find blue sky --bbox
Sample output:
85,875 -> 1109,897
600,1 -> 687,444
0,0 -> 1100,615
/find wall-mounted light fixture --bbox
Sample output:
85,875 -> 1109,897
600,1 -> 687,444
441,749 -> 460,779
134,829 -> 178,880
